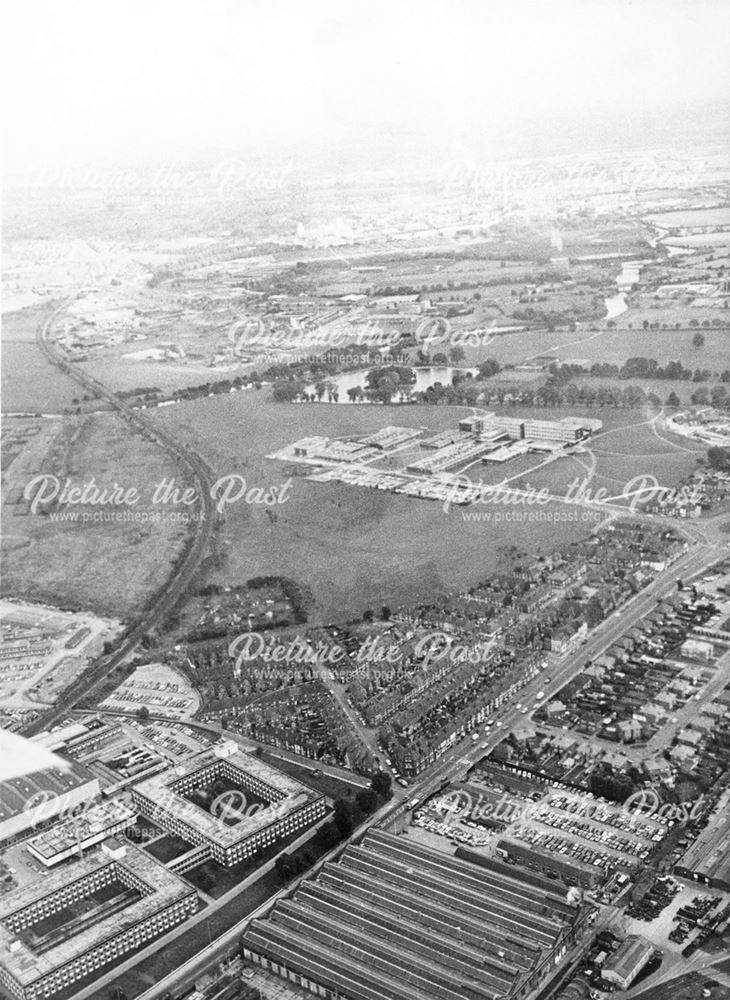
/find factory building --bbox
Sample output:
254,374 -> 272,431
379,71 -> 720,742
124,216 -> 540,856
241,829 -> 589,1000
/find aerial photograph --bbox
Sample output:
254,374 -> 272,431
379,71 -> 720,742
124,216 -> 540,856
1,1 -> 730,999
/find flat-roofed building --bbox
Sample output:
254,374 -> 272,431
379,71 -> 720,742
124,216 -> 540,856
26,800 -> 136,867
131,742 -> 326,867
496,838 -> 606,889
0,844 -> 197,1000
360,426 -> 421,450
523,419 -> 582,443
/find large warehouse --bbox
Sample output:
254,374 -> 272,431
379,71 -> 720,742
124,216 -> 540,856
241,828 -> 590,1000
675,787 -> 730,891
0,761 -> 99,846
0,842 -> 197,1000
131,741 -> 326,867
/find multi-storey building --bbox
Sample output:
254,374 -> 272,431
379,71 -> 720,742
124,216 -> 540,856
131,742 -> 326,867
0,843 -> 197,1000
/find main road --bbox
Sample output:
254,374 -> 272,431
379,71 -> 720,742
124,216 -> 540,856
402,536 -> 723,803
25,302 -> 219,734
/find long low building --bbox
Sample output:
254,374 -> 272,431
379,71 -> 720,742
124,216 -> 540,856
0,761 -> 100,846
131,741 -> 326,867
0,842 -> 197,1000
496,837 -> 607,889
26,799 -> 137,867
241,829 -> 590,1000
675,787 -> 730,890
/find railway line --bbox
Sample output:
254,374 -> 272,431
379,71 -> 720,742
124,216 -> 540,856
25,302 -> 219,734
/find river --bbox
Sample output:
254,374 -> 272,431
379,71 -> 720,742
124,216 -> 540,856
604,261 -> 645,319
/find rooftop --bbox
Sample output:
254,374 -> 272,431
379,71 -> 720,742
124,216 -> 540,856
0,759 -> 98,826
132,743 -> 322,847
603,935 -> 654,978
678,787 -> 730,886
0,845 -> 194,987
241,829 -> 581,1000
25,799 -> 136,861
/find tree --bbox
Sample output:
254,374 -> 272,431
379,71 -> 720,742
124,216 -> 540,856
356,789 -> 379,814
477,358 -> 501,379
136,706 -> 150,721
371,771 -> 392,799
666,391 -> 681,407
272,379 -> 305,403
333,797 -> 356,837
449,346 -> 466,364
707,446 -> 730,471
692,332 -> 705,348
274,855 -> 292,881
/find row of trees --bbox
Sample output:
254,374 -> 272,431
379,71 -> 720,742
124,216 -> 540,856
273,772 -> 393,882
707,447 -> 730,471
551,357 -> 730,383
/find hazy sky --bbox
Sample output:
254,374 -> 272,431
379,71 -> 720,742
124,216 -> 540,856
3,0 -> 729,170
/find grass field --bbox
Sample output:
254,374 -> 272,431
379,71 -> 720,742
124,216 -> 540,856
260,751 -> 368,800
1,412 -> 191,617
458,323 -> 730,373
508,418 -> 701,504
1,306 -> 104,414
151,394 -> 655,624
83,341 -> 252,394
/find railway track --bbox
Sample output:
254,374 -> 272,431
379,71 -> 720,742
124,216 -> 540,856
24,301 -> 219,734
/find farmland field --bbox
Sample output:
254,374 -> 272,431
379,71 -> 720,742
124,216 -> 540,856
645,207 -> 730,228
469,323 -> 730,372
1,411 -> 190,617
1,307 -> 99,414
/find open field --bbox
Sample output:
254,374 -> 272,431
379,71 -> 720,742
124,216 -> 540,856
646,207 -> 730,229
1,307 -> 104,414
461,322 -> 730,372
1,412 -> 191,617
150,394 -> 655,624
260,751 -> 368,801
508,418 -> 701,512
83,340 -> 256,394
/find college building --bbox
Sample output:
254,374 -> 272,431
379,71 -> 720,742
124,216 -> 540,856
131,741 -> 326,868
0,842 -> 197,1000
